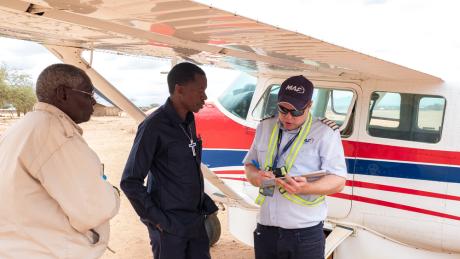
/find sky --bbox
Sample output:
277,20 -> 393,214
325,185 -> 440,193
202,0 -> 460,80
1,0 -> 459,106
0,39 -> 240,106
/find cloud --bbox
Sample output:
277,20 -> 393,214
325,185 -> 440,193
0,38 -> 61,83
364,0 -> 387,4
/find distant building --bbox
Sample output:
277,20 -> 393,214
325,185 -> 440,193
0,108 -> 16,118
92,103 -> 122,116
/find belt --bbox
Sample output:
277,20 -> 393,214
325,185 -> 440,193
257,222 -> 323,233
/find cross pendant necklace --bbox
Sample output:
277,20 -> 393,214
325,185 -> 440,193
179,124 -> 196,157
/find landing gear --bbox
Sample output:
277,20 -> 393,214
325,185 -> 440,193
205,212 -> 221,246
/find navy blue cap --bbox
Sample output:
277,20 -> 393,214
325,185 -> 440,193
278,75 -> 314,110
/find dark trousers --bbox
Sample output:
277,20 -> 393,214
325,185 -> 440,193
147,227 -> 210,259
253,222 -> 325,259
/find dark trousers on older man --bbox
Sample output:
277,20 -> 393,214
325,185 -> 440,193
147,226 -> 210,259
253,222 -> 325,259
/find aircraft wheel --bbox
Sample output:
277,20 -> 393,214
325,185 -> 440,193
205,212 -> 221,246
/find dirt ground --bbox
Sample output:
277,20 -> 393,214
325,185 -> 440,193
0,116 -> 254,259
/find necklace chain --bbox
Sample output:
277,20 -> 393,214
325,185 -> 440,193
179,124 -> 197,157
179,124 -> 193,141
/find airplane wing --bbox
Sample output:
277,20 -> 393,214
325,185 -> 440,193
0,0 -> 441,83
0,0 -> 442,209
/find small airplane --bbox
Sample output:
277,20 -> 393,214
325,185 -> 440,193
0,0 -> 459,258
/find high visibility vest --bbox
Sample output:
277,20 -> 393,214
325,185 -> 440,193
255,114 -> 325,207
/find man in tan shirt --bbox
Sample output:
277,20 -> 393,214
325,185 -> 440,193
0,64 -> 120,258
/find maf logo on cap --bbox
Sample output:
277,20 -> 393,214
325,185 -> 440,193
285,85 -> 305,94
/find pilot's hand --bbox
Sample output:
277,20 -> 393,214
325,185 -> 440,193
275,175 -> 308,194
254,170 -> 275,187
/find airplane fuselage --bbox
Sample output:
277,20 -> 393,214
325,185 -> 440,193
196,77 -> 460,255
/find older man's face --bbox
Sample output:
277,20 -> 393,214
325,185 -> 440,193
64,79 -> 96,124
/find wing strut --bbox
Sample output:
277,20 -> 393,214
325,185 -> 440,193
44,44 -> 146,123
45,44 -> 258,210
325,225 -> 354,258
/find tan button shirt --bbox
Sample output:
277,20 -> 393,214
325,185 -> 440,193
0,102 -> 120,259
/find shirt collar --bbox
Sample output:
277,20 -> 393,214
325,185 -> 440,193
277,117 -> 301,134
164,97 -> 194,125
33,102 -> 83,135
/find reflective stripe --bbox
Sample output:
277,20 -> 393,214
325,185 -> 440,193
256,114 -> 325,207
264,123 -> 280,170
255,193 -> 266,205
280,193 -> 325,206
285,115 -> 312,172
279,186 -> 325,207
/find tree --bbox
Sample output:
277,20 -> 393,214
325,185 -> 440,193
0,65 -> 36,115
148,103 -> 160,109
9,86 -> 37,116
0,66 -> 10,108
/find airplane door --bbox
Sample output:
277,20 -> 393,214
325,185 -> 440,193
313,84 -> 356,219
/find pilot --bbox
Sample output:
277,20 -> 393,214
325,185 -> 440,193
120,62 -> 218,259
244,75 -> 347,259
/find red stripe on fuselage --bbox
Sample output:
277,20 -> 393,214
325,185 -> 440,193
216,171 -> 460,201
330,193 -> 460,221
196,103 -> 460,165
220,177 -> 248,181
347,180 -> 460,201
217,175 -> 460,221
196,103 -> 255,149
342,140 -> 460,166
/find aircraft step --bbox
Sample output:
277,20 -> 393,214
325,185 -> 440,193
325,225 -> 354,258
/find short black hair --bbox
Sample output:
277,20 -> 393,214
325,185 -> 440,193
167,62 -> 205,94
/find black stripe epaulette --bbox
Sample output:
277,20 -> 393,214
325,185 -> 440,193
320,118 -> 339,131
261,115 -> 275,121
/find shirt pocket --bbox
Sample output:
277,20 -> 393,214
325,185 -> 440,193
290,148 -> 320,174
255,143 -> 270,170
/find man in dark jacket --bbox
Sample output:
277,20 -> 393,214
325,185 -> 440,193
120,62 -> 218,259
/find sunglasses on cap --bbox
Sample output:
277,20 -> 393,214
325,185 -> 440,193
277,105 -> 305,117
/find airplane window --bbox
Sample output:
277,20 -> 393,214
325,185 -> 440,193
367,91 -> 445,143
314,88 -> 353,126
417,97 -> 445,131
252,84 -> 355,136
368,92 -> 401,128
218,73 -> 257,119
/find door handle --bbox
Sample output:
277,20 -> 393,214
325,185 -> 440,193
245,126 -> 256,134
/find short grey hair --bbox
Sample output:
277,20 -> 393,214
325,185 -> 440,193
36,64 -> 91,103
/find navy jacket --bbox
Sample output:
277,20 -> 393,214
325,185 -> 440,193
120,98 -> 218,238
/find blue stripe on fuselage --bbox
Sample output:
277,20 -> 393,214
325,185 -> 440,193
202,149 -> 247,168
202,149 -> 460,183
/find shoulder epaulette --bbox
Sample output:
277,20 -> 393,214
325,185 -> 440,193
320,118 -> 339,131
261,115 -> 275,121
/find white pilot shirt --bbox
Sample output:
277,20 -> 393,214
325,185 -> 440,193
243,115 -> 347,229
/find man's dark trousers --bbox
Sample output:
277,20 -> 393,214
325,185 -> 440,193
253,222 -> 325,259
148,226 -> 210,259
